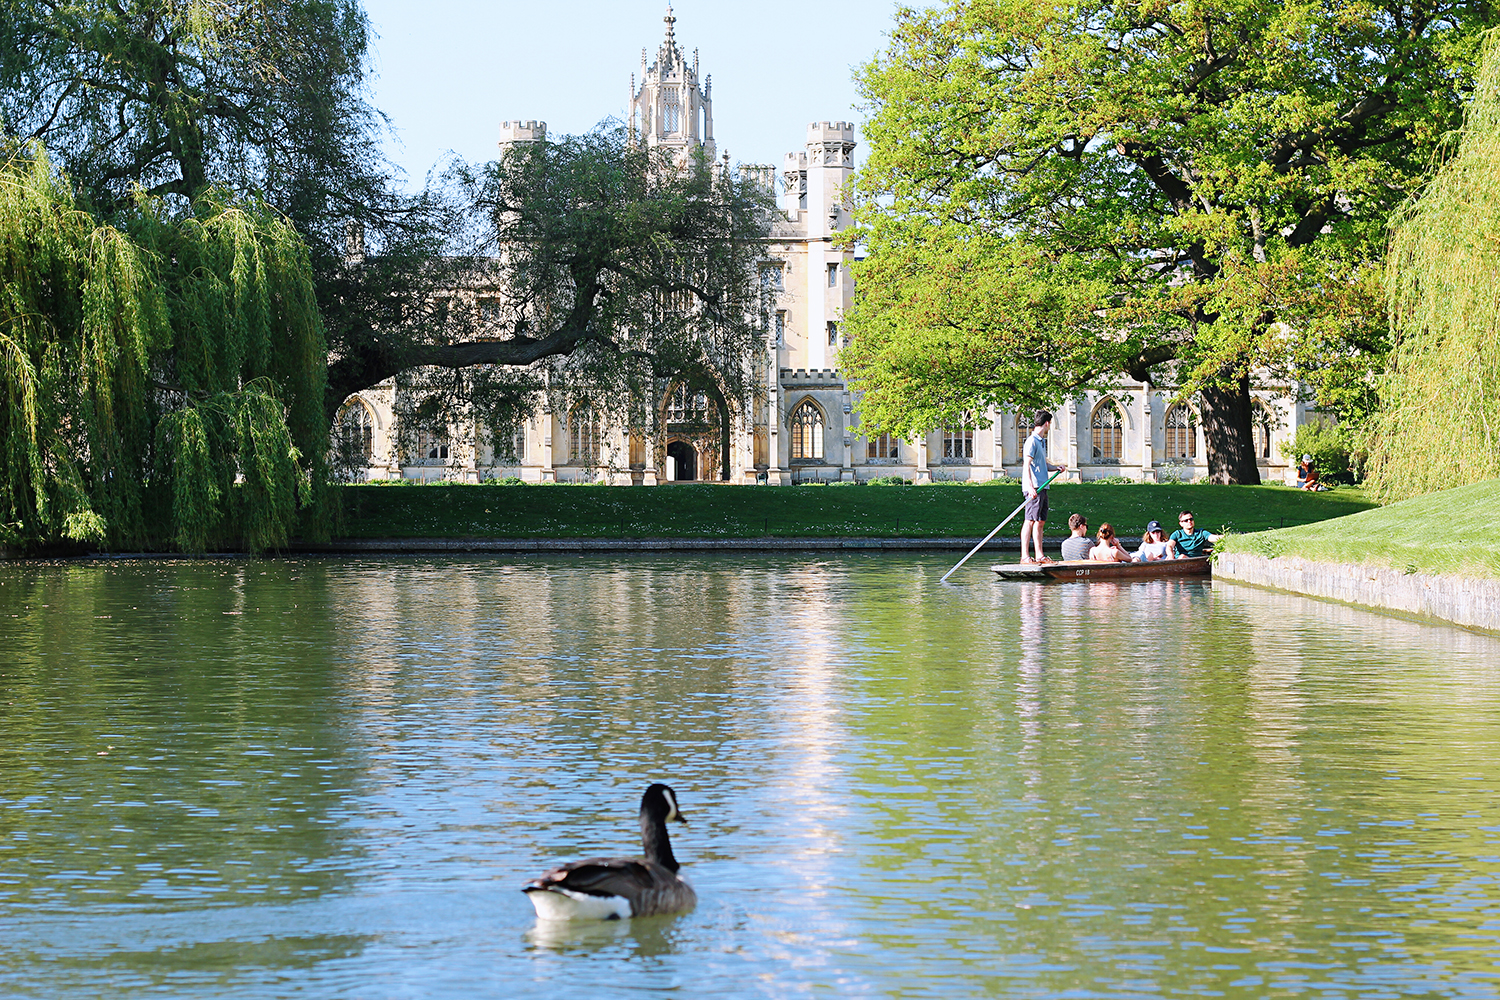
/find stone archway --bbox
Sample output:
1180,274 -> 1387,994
666,440 -> 697,481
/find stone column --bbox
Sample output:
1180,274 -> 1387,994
1140,386 -> 1155,482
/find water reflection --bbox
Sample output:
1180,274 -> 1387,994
2,556 -> 1499,998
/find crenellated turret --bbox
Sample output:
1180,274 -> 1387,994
498,120 -> 547,147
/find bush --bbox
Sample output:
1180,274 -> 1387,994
1287,421 -> 1361,485
1091,475 -> 1138,485
868,475 -> 911,486
828,479 -> 863,487
485,476 -> 526,486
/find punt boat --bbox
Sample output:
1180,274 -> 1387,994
991,556 -> 1212,582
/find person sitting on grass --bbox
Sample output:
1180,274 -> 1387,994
1135,521 -> 1172,562
1296,454 -> 1321,490
1168,511 -> 1217,558
1059,513 -> 1093,561
1089,523 -> 1134,562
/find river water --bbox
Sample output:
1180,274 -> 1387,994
1,555 -> 1498,998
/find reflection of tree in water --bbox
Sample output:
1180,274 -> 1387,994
0,562 -> 365,915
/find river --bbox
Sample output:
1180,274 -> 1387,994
1,555 -> 1497,997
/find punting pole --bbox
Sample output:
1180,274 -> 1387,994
940,469 -> 1063,583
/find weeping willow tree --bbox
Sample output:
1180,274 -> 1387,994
1371,42 -> 1500,501
0,146 -> 327,552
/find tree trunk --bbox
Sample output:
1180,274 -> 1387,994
1199,373 -> 1262,485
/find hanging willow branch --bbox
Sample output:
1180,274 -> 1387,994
0,144 -> 327,552
1371,39 -> 1500,501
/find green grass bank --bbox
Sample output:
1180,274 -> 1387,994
335,481 -> 1374,542
1218,478 -> 1500,580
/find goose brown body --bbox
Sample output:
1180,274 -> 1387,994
523,784 -> 696,920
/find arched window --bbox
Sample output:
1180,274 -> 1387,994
665,383 -> 717,431
663,93 -> 681,134
867,431 -> 897,461
1091,399 -> 1124,463
336,399 -> 374,462
570,401 -> 600,466
943,414 -> 974,462
1164,404 -> 1197,460
789,400 -> 824,460
1251,402 -> 1276,460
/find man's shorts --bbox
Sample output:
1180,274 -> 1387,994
1024,489 -> 1049,522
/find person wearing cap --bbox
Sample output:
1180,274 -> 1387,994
1059,513 -> 1093,561
1135,521 -> 1172,561
1296,454 -> 1321,490
1290,455 -> 1314,491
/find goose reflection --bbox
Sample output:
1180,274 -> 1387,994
525,911 -> 684,957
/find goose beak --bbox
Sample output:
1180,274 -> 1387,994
672,809 -> 689,826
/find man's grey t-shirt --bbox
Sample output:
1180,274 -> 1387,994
1060,535 -> 1093,561
1024,431 -> 1048,491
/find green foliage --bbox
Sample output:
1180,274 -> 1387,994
0,146 -> 326,551
1287,421 -> 1360,486
1218,479 -> 1500,578
869,476 -> 912,487
1369,40 -> 1500,501
383,129 -> 774,472
845,0 -> 1493,473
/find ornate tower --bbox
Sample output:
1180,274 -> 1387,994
629,6 -> 715,162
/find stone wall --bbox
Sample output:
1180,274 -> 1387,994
1215,552 -> 1500,634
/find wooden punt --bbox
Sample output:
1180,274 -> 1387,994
990,556 -> 1212,581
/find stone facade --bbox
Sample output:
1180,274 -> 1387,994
334,9 -> 1319,487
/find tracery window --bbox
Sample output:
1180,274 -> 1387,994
337,400 -> 374,462
1091,399 -> 1124,463
1251,402 -> 1276,460
943,416 -> 974,462
663,93 -> 681,134
570,401 -> 601,466
789,400 -> 824,461
867,432 -> 897,461
1164,404 -> 1197,460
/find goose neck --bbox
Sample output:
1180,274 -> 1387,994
640,812 -> 680,873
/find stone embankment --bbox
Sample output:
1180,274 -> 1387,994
292,536 -> 1021,554
1215,552 -> 1500,634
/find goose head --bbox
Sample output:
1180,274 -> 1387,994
642,783 -> 687,826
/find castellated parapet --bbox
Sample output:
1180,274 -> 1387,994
808,121 -> 856,143
498,120 -> 547,145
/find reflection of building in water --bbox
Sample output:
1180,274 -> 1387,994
335,8 -> 1325,488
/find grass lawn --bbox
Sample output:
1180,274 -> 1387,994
334,481 -> 1375,541
1218,478 -> 1500,579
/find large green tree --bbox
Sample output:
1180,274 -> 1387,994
1370,39 -> 1500,502
845,0 -> 1495,483
331,128 -> 774,478
4,4 -> 774,486
0,148 -> 324,552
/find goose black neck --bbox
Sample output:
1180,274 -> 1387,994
640,811 -> 680,873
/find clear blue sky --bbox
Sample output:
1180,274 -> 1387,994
360,0 -> 901,188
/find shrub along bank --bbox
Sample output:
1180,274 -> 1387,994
1218,479 -> 1500,580
335,481 -> 1375,542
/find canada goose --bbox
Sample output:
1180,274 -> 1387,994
523,783 -> 697,921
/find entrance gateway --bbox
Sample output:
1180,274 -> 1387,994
666,440 -> 697,481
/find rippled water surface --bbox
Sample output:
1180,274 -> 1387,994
2,554 -> 1500,998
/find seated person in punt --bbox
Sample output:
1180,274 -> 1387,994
1134,521 -> 1173,562
1059,513 -> 1093,561
1168,510 -> 1217,558
1089,523 -> 1134,562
